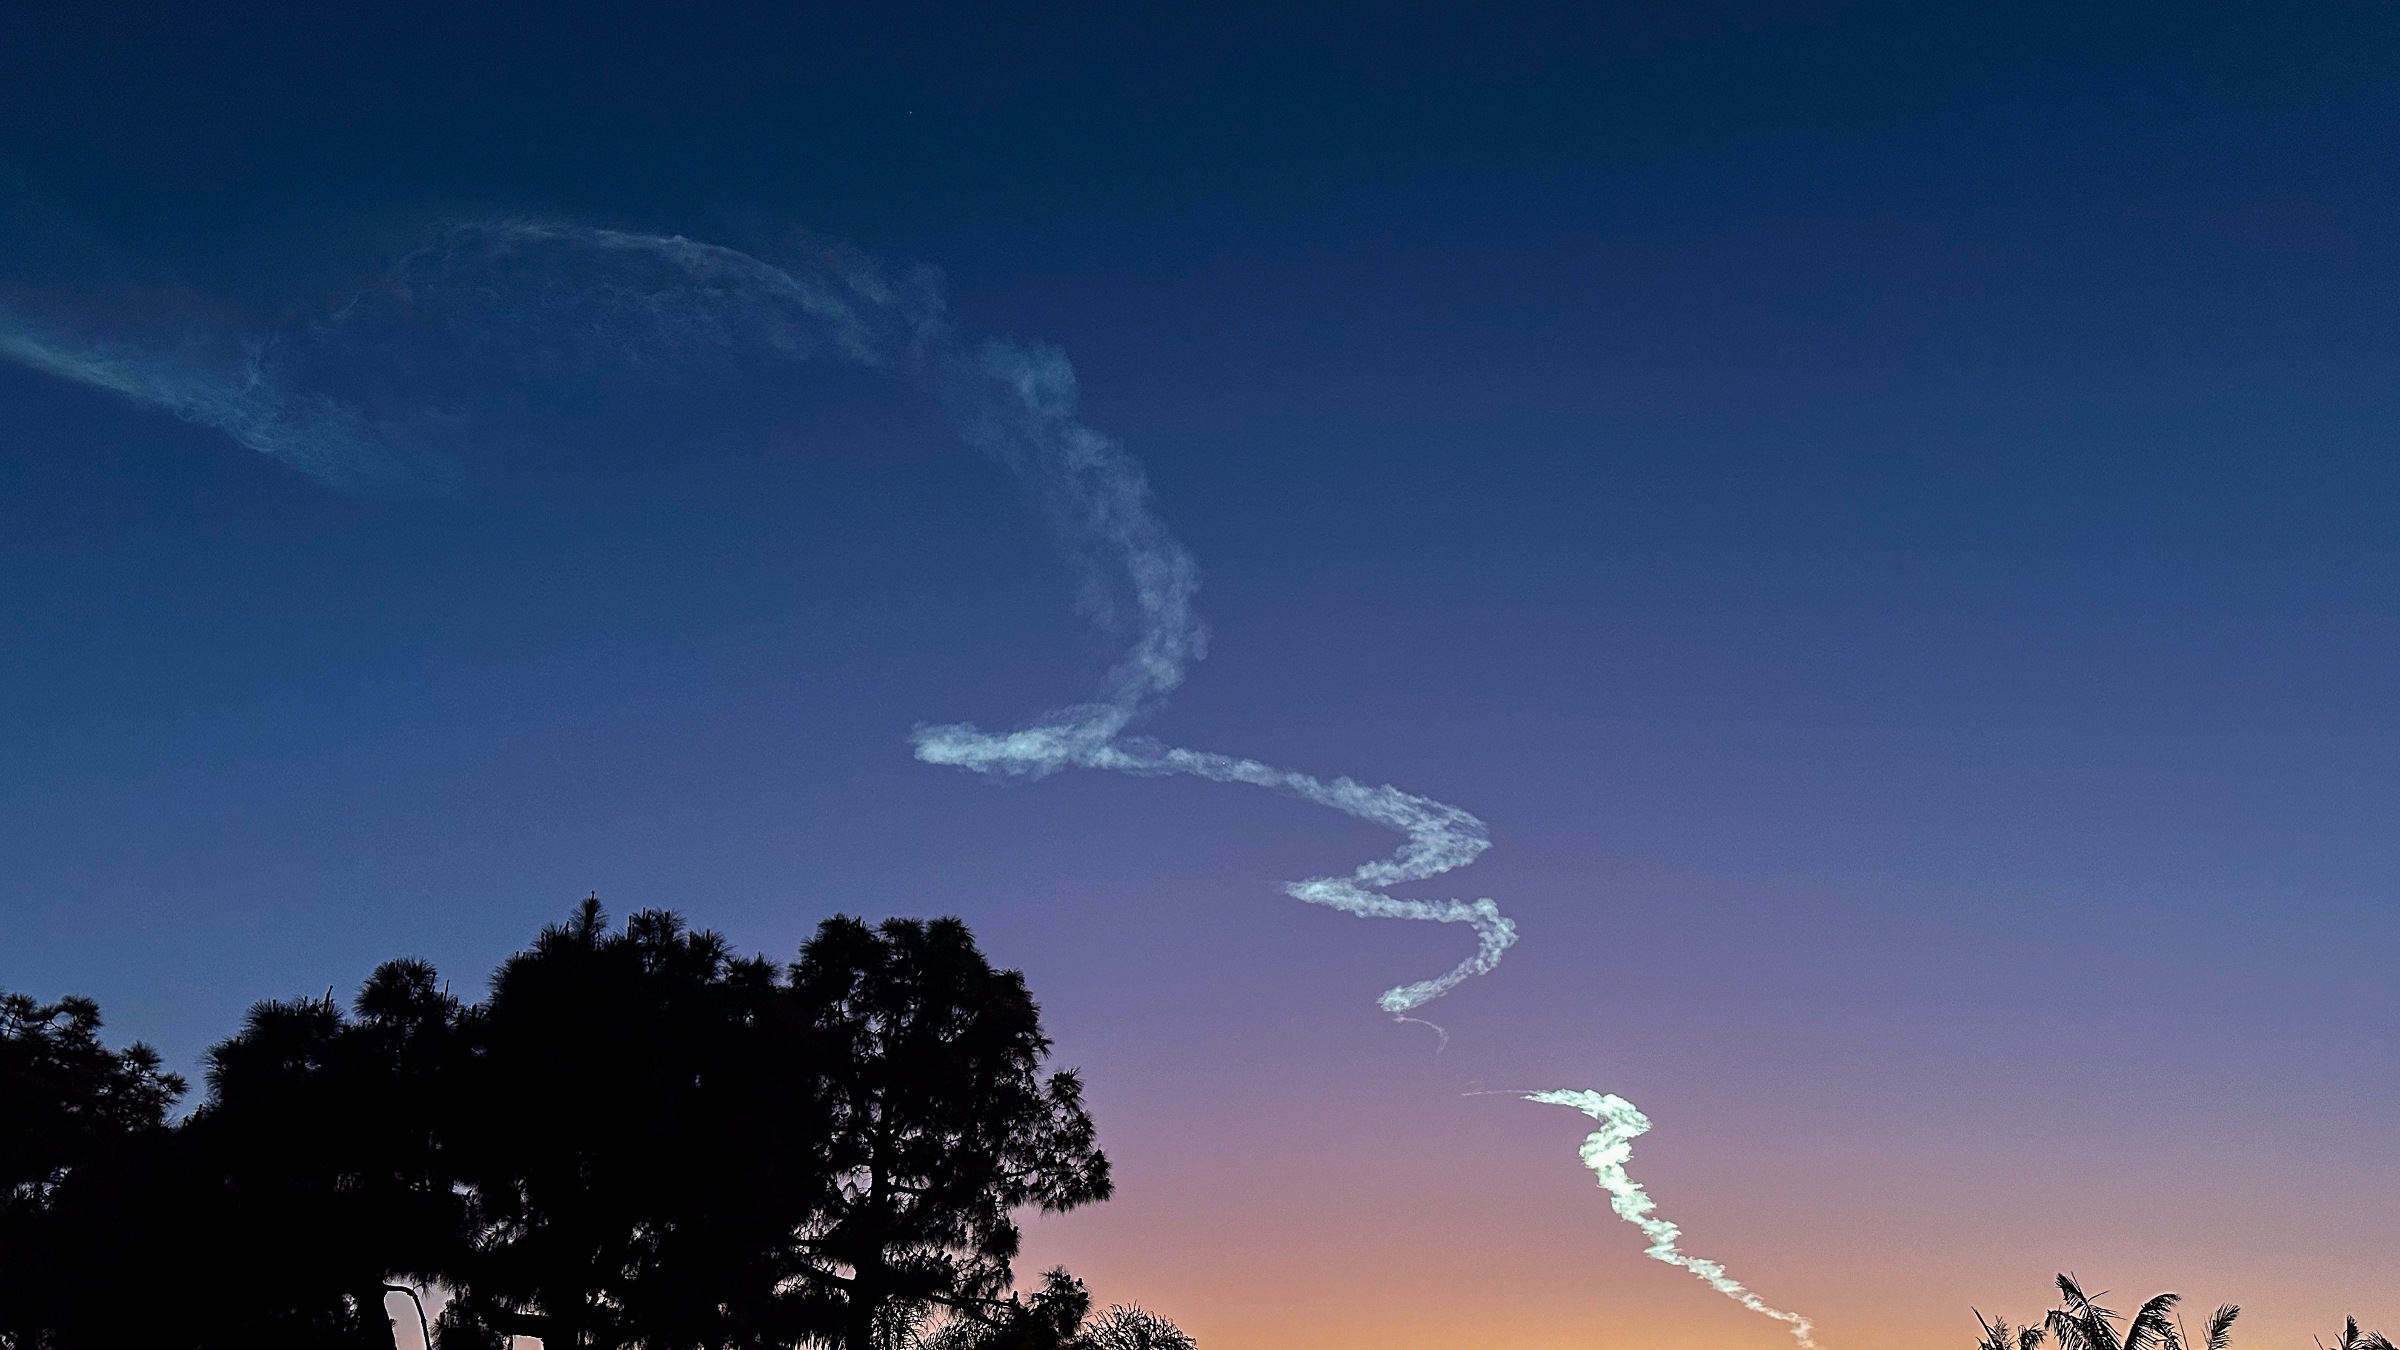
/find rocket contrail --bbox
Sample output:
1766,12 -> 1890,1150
911,731 -> 1515,1016
1529,1091 -> 1817,1348
0,214 -> 1811,1342
915,334 -> 1519,1018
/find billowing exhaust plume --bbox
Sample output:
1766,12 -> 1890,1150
1528,1091 -> 1817,1348
0,214 -> 1810,1341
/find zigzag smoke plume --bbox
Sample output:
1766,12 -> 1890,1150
0,216 -> 1813,1343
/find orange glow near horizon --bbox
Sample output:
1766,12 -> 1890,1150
1006,1071 -> 2400,1350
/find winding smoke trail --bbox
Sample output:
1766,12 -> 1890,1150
0,216 -> 1810,1341
908,738 -> 1514,1018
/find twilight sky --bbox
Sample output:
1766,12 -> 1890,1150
3,3 -> 2398,1347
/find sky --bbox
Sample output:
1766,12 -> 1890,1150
2,2 -> 2398,1347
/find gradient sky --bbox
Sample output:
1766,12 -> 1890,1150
3,3 -> 2398,1347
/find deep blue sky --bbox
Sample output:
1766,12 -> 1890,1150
3,4 -> 2398,1345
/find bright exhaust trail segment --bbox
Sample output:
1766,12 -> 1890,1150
1528,1091 -> 1818,1348
909,731 -> 1516,1018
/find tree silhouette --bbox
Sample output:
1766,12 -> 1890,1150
1076,1304 -> 1197,1350
915,1268 -> 1091,1350
2319,1318 -> 2397,1350
2,902 -> 1156,1350
0,989 -> 185,1209
2178,1303 -> 2240,1350
913,1280 -> 1196,1350
781,916 -> 1110,1350
2045,1275 -> 2184,1350
1975,1311 -> 2047,1350
0,988 -> 186,1349
1977,1277 -> 2239,1350
438,899 -> 813,1350
181,958 -> 473,1349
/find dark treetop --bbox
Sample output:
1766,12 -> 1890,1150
0,901 -> 1153,1350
